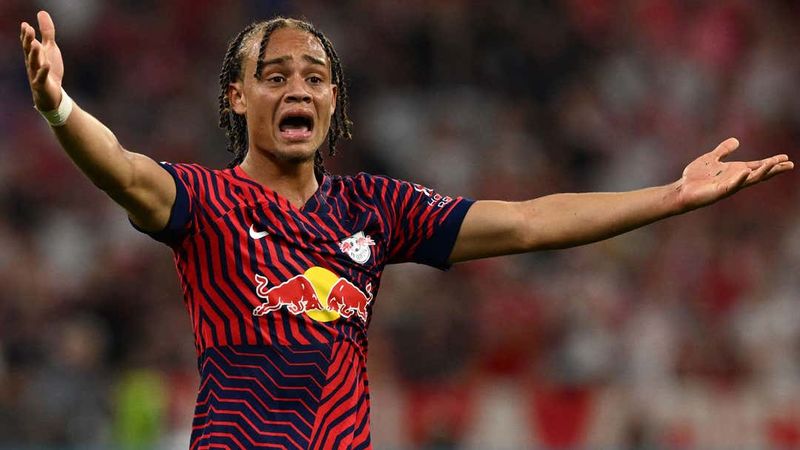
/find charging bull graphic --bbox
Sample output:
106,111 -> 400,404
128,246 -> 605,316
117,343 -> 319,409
253,266 -> 373,323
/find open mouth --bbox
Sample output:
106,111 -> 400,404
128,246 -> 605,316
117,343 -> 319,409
278,112 -> 314,141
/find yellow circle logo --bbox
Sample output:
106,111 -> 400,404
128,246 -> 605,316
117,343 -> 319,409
304,266 -> 341,322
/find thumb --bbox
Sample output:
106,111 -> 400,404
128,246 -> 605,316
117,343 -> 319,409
712,137 -> 740,160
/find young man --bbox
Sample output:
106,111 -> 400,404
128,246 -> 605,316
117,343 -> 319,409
20,10 -> 793,450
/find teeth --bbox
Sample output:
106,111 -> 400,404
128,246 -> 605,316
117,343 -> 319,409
279,124 -> 310,132
281,127 -> 312,140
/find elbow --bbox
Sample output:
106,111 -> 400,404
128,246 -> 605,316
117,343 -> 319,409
518,228 -> 561,252
514,200 -> 573,252
93,146 -> 137,194
513,202 -> 548,252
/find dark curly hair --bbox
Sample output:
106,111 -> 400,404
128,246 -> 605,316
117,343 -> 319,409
217,18 -> 352,177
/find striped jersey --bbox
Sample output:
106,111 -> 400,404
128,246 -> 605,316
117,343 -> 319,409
137,163 -> 474,450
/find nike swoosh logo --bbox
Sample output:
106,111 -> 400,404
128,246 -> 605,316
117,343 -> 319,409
249,224 -> 269,239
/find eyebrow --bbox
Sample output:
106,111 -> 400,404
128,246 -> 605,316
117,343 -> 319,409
262,54 -> 328,67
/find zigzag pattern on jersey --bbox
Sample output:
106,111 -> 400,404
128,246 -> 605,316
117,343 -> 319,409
307,340 -> 370,450
191,344 -> 344,449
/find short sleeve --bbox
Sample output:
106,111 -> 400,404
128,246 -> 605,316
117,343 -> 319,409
130,162 -> 195,246
375,176 -> 474,270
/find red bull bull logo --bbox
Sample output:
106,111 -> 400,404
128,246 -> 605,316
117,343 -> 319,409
252,266 -> 373,323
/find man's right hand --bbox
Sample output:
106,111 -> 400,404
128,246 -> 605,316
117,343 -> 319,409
19,10 -> 177,233
21,11 -> 64,112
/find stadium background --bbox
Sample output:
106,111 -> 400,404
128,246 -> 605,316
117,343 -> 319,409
2,0 -> 800,448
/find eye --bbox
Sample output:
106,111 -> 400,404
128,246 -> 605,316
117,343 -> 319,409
307,75 -> 323,85
266,75 -> 286,84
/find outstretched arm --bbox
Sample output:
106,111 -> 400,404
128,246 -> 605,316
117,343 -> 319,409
20,11 -> 175,231
449,138 -> 793,263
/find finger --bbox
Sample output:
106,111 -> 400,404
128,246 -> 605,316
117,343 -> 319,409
28,39 -> 39,68
745,161 -> 772,185
745,154 -> 789,170
712,137 -> 740,160
36,38 -> 47,68
20,21 -> 29,43
727,168 -> 750,193
760,161 -> 795,182
21,23 -> 35,55
744,156 -> 792,185
28,40 -> 44,76
745,160 -> 762,170
32,63 -> 51,86
37,11 -> 56,44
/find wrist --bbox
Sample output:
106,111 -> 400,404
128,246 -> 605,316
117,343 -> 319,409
35,87 -> 73,127
664,180 -> 691,215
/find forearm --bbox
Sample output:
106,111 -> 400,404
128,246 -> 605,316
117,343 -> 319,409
450,184 -> 686,262
451,138 -> 792,263
519,183 -> 684,250
50,103 -> 135,193
47,101 -> 175,231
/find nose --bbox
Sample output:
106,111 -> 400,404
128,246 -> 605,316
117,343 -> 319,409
285,76 -> 312,104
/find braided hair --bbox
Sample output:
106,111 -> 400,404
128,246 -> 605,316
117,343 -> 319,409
218,18 -> 352,177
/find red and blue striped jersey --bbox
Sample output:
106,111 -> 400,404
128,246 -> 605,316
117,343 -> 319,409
137,163 -> 474,450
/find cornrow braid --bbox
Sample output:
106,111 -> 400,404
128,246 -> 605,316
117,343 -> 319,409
218,23 -> 257,166
217,17 -> 353,179
253,20 -> 286,83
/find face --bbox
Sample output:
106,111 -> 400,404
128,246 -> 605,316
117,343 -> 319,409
229,27 -> 337,165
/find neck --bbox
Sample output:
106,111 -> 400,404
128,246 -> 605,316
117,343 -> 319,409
239,152 -> 320,208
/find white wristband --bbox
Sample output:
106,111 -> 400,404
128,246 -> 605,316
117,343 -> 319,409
36,88 -> 74,127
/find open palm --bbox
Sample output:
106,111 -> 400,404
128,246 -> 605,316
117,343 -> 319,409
20,11 -> 64,111
678,138 -> 793,211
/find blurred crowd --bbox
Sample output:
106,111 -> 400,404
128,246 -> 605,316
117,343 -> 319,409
1,0 -> 800,448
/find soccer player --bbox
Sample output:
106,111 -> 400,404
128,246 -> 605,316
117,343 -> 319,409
20,10 -> 793,450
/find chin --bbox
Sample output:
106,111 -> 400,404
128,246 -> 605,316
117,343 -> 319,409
273,144 -> 319,165
252,134 -> 324,166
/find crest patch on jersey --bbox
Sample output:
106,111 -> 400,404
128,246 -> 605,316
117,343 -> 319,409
338,231 -> 375,264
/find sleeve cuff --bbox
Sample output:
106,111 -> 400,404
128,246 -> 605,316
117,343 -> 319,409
129,162 -> 192,246
412,198 -> 475,270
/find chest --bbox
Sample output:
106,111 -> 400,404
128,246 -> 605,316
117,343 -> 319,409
187,200 -> 385,320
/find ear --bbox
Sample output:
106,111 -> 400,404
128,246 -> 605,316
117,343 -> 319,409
228,81 -> 246,115
330,84 -> 338,116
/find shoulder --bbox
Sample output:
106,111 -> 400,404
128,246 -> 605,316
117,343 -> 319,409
160,162 -> 248,187
159,163 -> 255,208
326,172 -> 413,203
161,162 -> 223,176
327,172 -> 408,192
